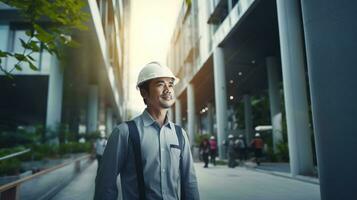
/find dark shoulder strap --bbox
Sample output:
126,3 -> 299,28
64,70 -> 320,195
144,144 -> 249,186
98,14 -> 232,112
127,121 -> 146,200
174,124 -> 186,200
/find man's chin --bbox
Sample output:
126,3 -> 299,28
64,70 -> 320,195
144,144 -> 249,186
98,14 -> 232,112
160,101 -> 174,109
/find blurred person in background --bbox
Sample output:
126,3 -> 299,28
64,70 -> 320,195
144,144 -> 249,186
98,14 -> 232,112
250,133 -> 264,165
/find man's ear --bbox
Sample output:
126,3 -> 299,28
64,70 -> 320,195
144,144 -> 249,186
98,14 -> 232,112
140,88 -> 148,99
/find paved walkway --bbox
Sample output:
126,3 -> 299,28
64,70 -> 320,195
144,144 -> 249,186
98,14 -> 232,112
51,161 -> 97,200
52,162 -> 320,200
196,163 -> 320,200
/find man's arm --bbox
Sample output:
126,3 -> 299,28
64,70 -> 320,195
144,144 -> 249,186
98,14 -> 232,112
181,129 -> 200,200
94,123 -> 129,200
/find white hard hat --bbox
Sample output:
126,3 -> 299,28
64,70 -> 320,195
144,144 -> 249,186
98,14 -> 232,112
136,62 -> 179,88
210,136 -> 215,140
228,134 -> 234,139
255,133 -> 261,137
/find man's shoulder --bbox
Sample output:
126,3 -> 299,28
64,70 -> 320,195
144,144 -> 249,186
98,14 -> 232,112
170,123 -> 187,134
112,115 -> 142,135
111,122 -> 130,137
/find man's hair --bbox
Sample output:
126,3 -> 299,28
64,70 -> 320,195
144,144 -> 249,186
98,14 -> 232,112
138,80 -> 151,105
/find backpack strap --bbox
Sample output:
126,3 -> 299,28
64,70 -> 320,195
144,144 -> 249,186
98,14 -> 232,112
127,121 -> 146,200
174,125 -> 186,200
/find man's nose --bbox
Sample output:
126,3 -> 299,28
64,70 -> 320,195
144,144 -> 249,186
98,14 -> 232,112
163,84 -> 170,93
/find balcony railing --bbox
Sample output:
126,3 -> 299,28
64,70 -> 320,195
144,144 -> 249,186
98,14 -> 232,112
0,154 -> 92,200
207,0 -> 229,25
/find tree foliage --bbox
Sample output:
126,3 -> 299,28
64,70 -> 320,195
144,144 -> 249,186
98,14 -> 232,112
0,0 -> 89,76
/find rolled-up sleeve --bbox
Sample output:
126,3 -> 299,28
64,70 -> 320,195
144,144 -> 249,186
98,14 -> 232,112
94,123 -> 128,200
181,129 -> 200,200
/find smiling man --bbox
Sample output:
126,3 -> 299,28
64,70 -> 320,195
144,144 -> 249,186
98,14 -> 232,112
94,62 -> 200,200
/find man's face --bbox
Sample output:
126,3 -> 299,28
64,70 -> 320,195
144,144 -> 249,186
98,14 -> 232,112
144,77 -> 175,109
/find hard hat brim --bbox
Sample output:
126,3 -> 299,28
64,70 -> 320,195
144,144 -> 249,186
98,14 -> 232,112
136,76 -> 180,89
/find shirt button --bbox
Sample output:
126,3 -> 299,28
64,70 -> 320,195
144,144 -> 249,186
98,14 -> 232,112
162,169 -> 165,173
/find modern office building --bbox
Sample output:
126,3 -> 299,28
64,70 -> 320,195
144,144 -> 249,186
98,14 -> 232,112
0,0 -> 131,140
167,0 -> 357,199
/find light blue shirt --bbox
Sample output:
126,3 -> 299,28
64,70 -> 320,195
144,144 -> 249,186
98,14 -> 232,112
94,109 -> 200,200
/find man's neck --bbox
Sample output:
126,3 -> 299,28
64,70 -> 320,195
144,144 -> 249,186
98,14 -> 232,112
147,107 -> 168,127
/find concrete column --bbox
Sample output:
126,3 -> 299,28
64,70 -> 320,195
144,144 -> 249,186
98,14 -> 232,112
266,57 -> 283,153
187,83 -> 196,146
0,23 -> 9,50
207,102 -> 214,136
301,1 -> 357,199
175,99 -> 182,126
227,0 -> 233,11
45,56 -> 63,142
243,94 -> 253,143
0,23 -> 10,72
87,85 -> 99,133
276,0 -> 314,176
106,107 -> 113,136
213,47 -> 228,159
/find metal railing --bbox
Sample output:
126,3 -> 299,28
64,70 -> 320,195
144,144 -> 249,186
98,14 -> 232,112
0,149 -> 31,161
0,154 -> 92,200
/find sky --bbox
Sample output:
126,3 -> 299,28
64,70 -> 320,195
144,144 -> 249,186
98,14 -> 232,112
128,0 -> 183,116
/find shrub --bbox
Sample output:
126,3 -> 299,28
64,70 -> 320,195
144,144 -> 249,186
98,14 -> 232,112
59,142 -> 92,155
276,141 -> 289,162
0,158 -> 22,176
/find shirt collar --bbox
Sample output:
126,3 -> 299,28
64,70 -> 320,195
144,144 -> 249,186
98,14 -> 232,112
141,109 -> 172,129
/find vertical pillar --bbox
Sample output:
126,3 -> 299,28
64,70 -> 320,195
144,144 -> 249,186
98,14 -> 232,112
87,85 -> 99,133
276,0 -> 314,176
301,1 -> 357,199
266,56 -> 283,153
207,102 -> 214,136
0,23 -> 9,51
106,107 -> 113,136
175,99 -> 182,126
227,0 -> 233,11
46,56 -> 63,142
187,83 -> 196,146
243,94 -> 253,143
213,47 -> 228,159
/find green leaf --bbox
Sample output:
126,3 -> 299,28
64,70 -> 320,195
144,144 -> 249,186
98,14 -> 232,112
14,64 -> 22,71
67,40 -> 79,48
0,50 -> 7,57
28,61 -> 39,71
20,38 -> 31,49
34,24 -> 53,43
27,55 -> 35,61
29,41 -> 40,52
14,53 -> 26,61
25,30 -> 32,37
0,50 -> 12,57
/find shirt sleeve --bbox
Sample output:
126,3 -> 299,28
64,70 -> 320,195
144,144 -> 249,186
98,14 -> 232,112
94,123 -> 129,200
181,128 -> 200,200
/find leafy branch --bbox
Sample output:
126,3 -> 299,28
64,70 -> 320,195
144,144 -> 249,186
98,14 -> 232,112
0,0 -> 89,76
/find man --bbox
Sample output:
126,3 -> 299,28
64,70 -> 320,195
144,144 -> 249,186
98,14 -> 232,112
250,133 -> 264,165
235,134 -> 247,163
227,134 -> 238,168
94,132 -> 107,170
208,136 -> 217,166
94,62 -> 200,200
